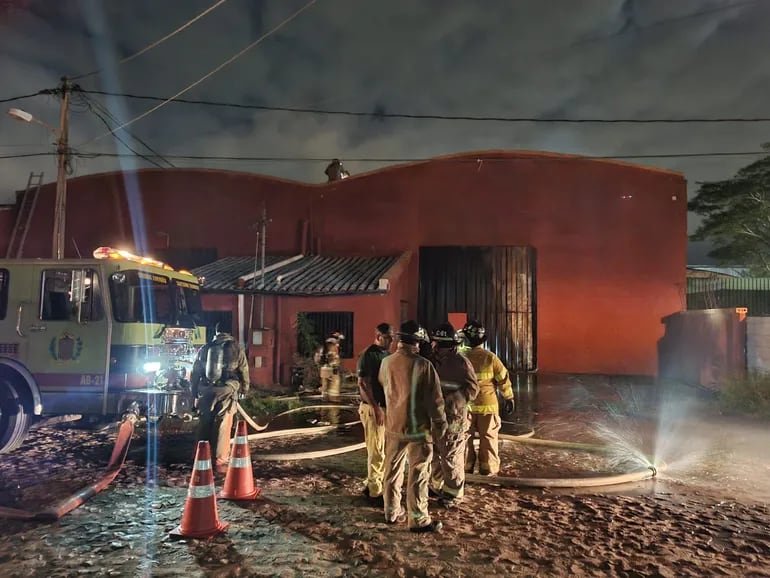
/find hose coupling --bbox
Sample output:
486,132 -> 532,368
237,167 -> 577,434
648,465 -> 658,477
122,401 -> 141,421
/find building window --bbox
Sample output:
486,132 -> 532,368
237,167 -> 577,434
40,269 -> 104,322
300,311 -> 354,359
0,269 -> 8,320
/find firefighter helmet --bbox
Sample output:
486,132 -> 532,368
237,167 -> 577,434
397,320 -> 423,344
431,322 -> 459,347
325,332 -> 345,345
462,320 -> 486,345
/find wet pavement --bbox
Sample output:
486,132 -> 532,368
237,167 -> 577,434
0,375 -> 768,577
504,374 -> 770,502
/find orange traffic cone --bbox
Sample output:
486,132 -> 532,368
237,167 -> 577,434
170,441 -> 229,539
220,420 -> 261,500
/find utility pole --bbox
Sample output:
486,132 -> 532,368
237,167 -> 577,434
52,77 -> 70,260
259,202 -> 271,328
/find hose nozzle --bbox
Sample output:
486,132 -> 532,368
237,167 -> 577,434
648,465 -> 658,477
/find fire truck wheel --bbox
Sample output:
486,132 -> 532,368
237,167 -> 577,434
0,378 -> 31,454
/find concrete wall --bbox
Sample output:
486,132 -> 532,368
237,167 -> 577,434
201,288 -> 403,387
3,151 -> 687,376
658,309 -> 746,389
746,317 -> 770,373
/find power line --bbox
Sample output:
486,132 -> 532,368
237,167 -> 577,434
3,149 -> 770,162
75,88 -> 770,124
0,153 -> 53,159
79,93 -> 175,167
0,91 -> 45,104
79,0 -> 318,147
72,0 -> 231,81
82,99 -> 166,169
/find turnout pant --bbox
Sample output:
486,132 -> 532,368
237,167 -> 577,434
196,386 -> 237,467
466,413 -> 502,475
358,402 -> 386,498
430,430 -> 468,498
383,432 -> 434,529
320,366 -> 341,402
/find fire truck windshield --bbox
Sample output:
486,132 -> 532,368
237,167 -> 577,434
174,278 -> 202,328
109,270 -> 176,324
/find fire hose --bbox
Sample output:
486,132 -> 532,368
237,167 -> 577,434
243,407 -> 663,487
0,399 -> 663,522
0,412 -> 137,520
236,402 -> 269,432
246,404 -> 365,459
0,401 -> 343,520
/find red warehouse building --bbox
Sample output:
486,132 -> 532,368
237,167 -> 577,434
1,150 -> 687,383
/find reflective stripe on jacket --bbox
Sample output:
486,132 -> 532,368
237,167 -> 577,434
378,344 -> 447,440
463,346 -> 512,415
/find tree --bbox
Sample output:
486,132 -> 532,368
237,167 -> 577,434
688,147 -> 770,275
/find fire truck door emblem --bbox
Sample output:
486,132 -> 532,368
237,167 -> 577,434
49,332 -> 84,362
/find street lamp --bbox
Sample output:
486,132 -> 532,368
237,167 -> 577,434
7,108 -> 35,124
6,82 -> 70,260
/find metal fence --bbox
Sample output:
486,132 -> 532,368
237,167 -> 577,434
687,277 -> 770,316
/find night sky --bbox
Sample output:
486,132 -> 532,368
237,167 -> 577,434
2,0 -> 769,263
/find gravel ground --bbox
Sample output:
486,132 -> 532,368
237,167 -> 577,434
0,388 -> 769,577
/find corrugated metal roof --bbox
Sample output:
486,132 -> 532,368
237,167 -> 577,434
193,254 -> 401,296
192,255 -> 287,291
687,265 -> 749,278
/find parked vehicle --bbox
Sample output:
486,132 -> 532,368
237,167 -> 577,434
0,246 -> 205,454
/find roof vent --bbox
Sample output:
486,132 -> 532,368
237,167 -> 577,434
324,159 -> 350,182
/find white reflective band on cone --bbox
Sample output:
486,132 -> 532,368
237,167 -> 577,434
230,457 -> 251,468
234,436 -> 249,444
195,459 -> 212,471
188,484 -> 216,499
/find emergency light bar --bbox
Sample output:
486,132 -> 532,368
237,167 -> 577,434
92,246 -> 176,271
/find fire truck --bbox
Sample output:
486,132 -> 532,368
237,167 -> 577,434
0,247 -> 206,454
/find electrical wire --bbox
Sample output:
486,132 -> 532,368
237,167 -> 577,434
0,91 -> 45,104
2,150 -> 769,162
11,82 -> 770,124
0,153 -> 53,159
78,0 -> 318,147
80,93 -> 174,167
71,0 -> 231,81
74,88 -> 770,124
83,102 -> 166,169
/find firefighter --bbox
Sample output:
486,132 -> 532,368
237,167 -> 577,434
191,324 -> 250,474
429,323 -> 479,504
416,325 -> 434,360
379,320 -> 447,532
320,332 -> 344,401
356,322 -> 394,506
461,319 -> 514,476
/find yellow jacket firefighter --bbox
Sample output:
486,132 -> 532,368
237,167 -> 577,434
463,346 -> 512,414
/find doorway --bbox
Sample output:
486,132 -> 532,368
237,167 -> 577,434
417,246 -> 536,372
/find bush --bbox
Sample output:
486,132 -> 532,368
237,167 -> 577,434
720,372 -> 770,418
292,353 -> 321,390
238,391 -> 303,421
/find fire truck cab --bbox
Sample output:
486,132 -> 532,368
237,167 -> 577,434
0,247 -> 206,454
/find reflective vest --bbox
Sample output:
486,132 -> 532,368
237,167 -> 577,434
463,346 -> 512,415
